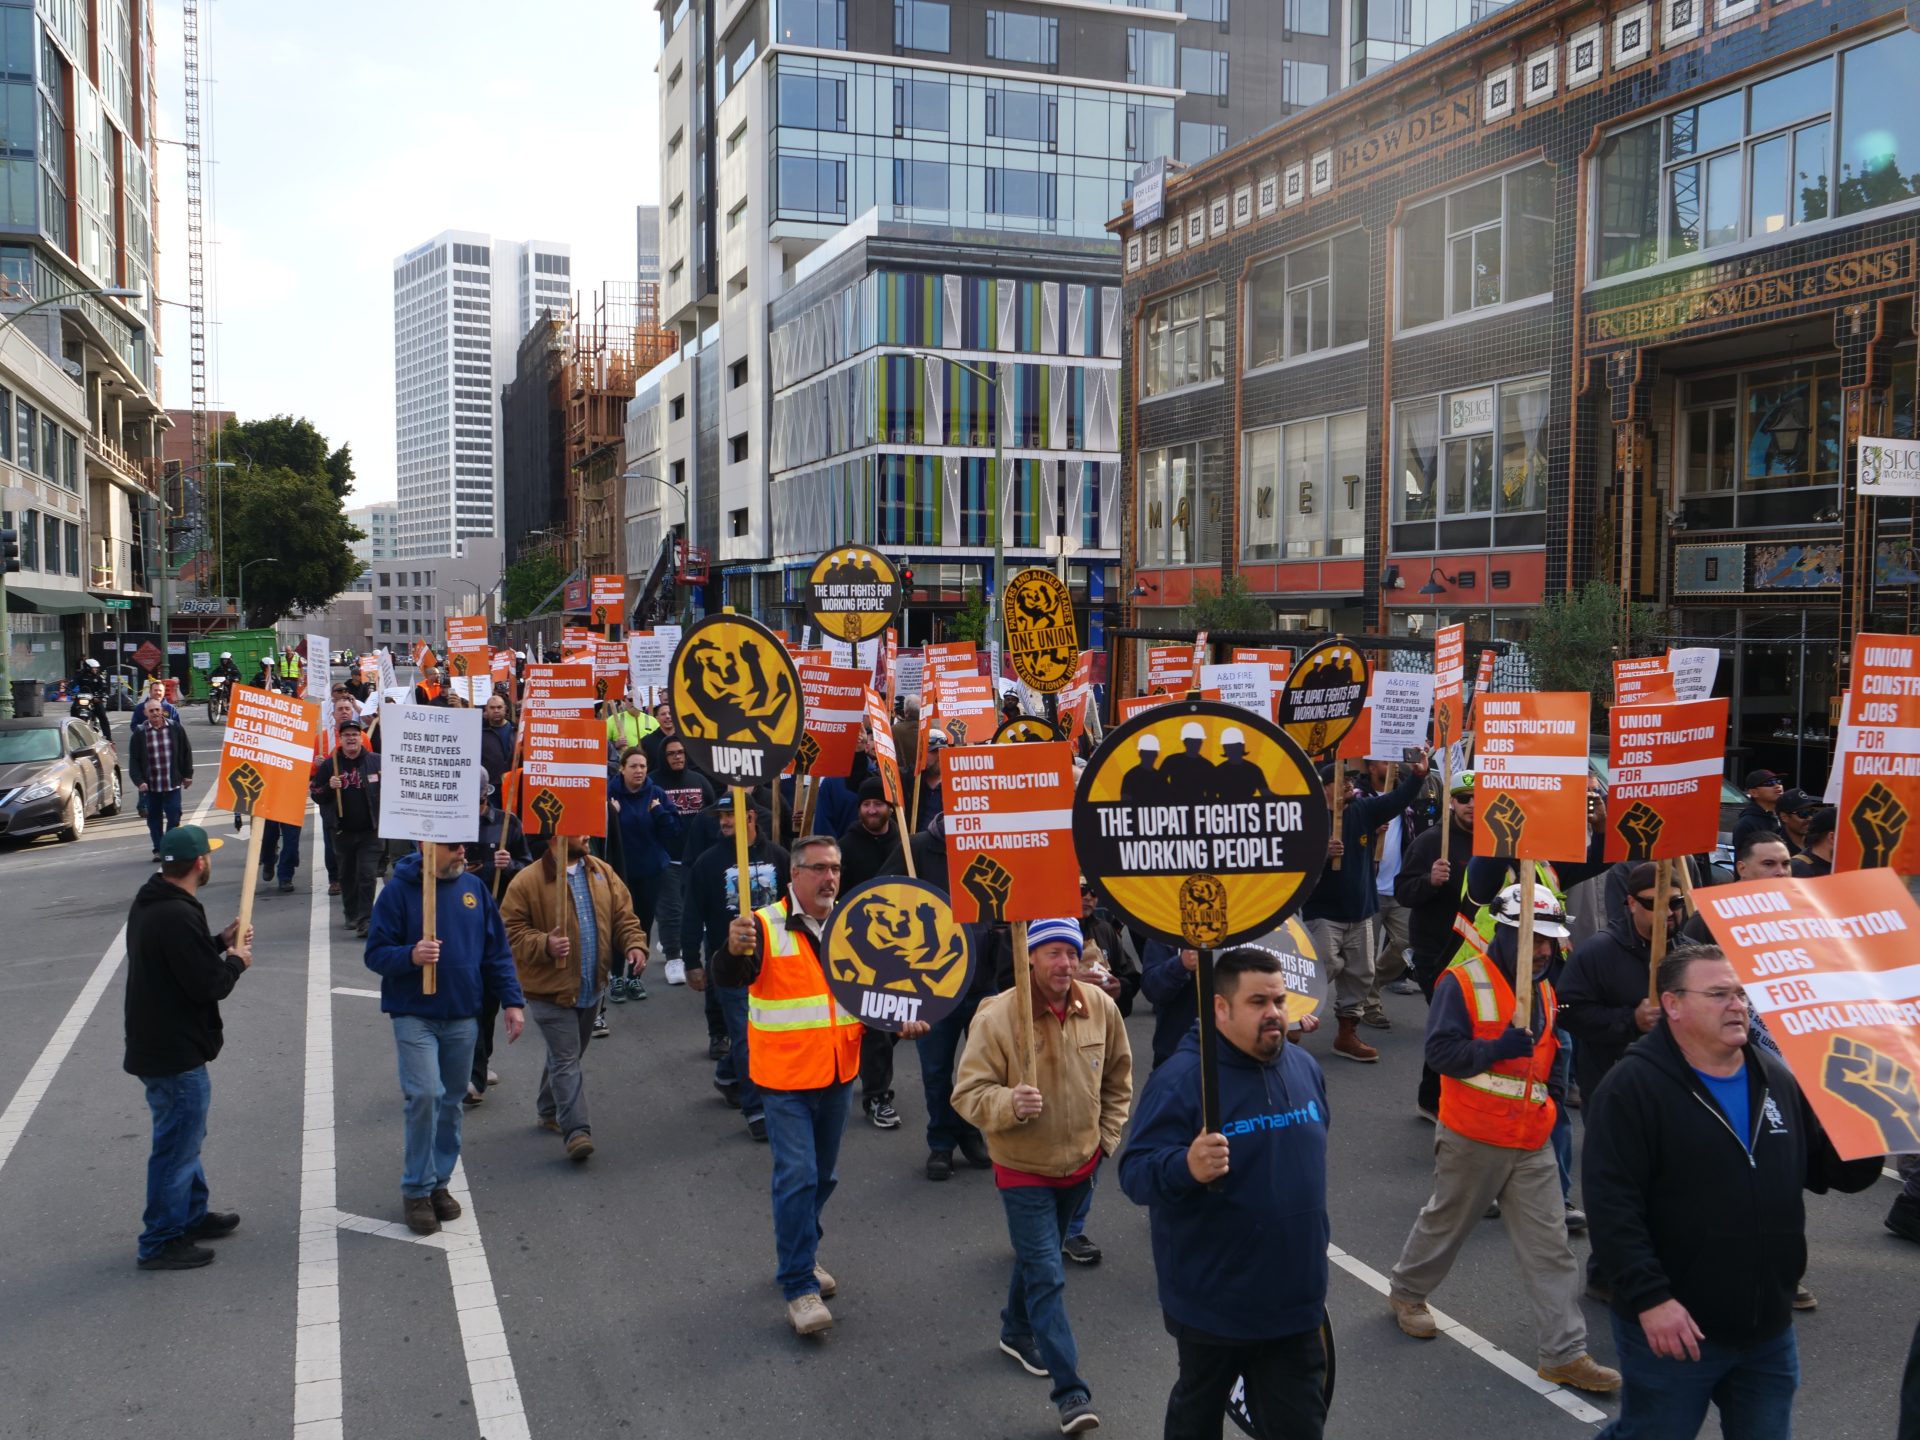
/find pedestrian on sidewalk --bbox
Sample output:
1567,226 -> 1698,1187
500,835 -> 647,1162
364,841 -> 526,1235
1583,944 -> 1884,1438
123,825 -> 253,1270
130,698 -> 193,861
314,718 -> 381,937
953,916 -> 1132,1435
1121,946 -> 1331,1440
1387,883 -> 1621,1397
720,834 -> 925,1335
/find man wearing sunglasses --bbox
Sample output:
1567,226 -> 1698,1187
1561,862 -> 1674,1109
1583,945 -> 1884,1438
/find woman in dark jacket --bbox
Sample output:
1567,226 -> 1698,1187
602,747 -> 681,1005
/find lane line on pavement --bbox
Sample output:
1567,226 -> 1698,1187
0,782 -> 220,1182
329,986 -> 381,1000
1326,1243 -> 1607,1426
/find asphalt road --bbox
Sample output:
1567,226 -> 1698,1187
0,709 -> 1912,1439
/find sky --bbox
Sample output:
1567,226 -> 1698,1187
149,0 -> 662,507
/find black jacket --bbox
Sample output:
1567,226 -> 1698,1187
129,718 -> 194,791
122,875 -> 246,1077
1394,816 -> 1476,966
1730,802 -> 1786,855
837,818 -> 905,889
681,835 -> 790,974
1558,915 -> 1654,1102
312,748 -> 381,833
478,722 -> 516,796
1302,769 -> 1425,923
1583,1022 -> 1883,1346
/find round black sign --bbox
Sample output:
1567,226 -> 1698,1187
1074,699 -> 1330,950
806,546 -> 902,644
1277,640 -> 1370,757
994,715 -> 1061,745
822,877 -> 975,1033
668,613 -> 804,788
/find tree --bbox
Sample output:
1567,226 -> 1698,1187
503,553 -> 566,621
221,465 -> 364,626
219,415 -> 356,501
1182,573 -> 1270,633
946,588 -> 991,645
1522,581 -> 1667,718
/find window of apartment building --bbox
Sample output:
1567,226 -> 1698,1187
893,158 -> 949,209
986,167 -> 1056,219
1181,48 -> 1228,98
1247,233 -> 1367,369
986,11 -> 1058,68
1591,33 -> 1920,280
17,504 -> 33,567
1243,412 -> 1366,560
12,396 -> 32,471
1187,0 -> 1229,20
669,396 -> 686,421
730,507 -> 750,537
63,520 -> 78,576
894,76 -> 949,133
778,73 -> 846,131
61,432 -> 75,490
0,387 -> 10,457
378,619 -> 391,636
894,0 -> 949,53
778,0 -> 846,48
40,512 -> 54,570
1137,440 -> 1228,565
37,414 -> 55,481
1179,122 -> 1227,165
1286,0 -> 1330,34
730,357 -> 749,389
729,432 -> 749,462
987,90 -> 1057,147
1142,281 -> 1226,398
376,573 -> 389,587
777,155 -> 848,219
1127,28 -> 1173,87
671,459 -> 687,486
1675,356 -> 1866,530
1399,162 -> 1553,329
1283,60 -> 1328,108
1126,102 -> 1174,162
1393,376 -> 1550,550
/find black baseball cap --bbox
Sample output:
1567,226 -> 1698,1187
338,717 -> 365,734
1778,787 -> 1818,816
157,825 -> 224,863
1743,769 -> 1788,789
1806,806 -> 1838,840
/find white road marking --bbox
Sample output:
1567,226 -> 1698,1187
0,782 -> 219,1180
295,861 -> 530,1439
1327,1243 -> 1608,1426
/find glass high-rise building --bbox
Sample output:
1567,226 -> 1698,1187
391,231 -> 569,558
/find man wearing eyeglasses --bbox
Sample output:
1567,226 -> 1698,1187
722,834 -> 929,1337
1583,945 -> 1884,1438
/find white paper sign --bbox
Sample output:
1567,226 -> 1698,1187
1826,691 -> 1853,805
447,675 -> 493,707
1368,671 -> 1437,759
1200,662 -> 1270,716
1858,436 -> 1920,497
1667,647 -> 1720,704
654,623 -> 683,657
825,637 -> 879,670
895,651 -> 925,701
377,649 -> 398,694
305,633 -> 331,703
627,632 -> 670,693
377,705 -> 483,844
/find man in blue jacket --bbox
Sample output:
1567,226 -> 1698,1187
365,842 -> 527,1234
1121,946 -> 1332,1439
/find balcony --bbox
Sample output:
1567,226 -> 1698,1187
84,431 -> 158,493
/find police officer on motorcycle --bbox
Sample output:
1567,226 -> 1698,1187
71,657 -> 110,740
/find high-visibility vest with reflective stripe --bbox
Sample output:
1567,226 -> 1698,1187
746,899 -> 862,1091
1448,858 -> 1566,969
1437,953 -> 1559,1151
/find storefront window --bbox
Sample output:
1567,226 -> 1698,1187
1138,439 -> 1225,565
1392,377 -> 1548,550
1676,358 -> 1842,529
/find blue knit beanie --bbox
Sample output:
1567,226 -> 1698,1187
1026,916 -> 1083,955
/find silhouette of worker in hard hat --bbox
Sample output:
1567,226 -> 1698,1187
1159,720 -> 1220,797
1120,733 -> 1168,806
1215,725 -> 1278,802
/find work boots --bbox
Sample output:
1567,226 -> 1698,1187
1333,1015 -> 1380,1063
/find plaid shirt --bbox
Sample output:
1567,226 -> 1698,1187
141,723 -> 176,793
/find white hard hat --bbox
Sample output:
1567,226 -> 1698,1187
1494,883 -> 1572,940
85,657 -> 99,668
1222,727 -> 1246,747
221,651 -> 232,659
1181,721 -> 1204,742
1137,734 -> 1161,753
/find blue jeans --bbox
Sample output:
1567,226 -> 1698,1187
391,1015 -> 478,1198
1601,1311 -> 1798,1440
143,787 -> 183,853
713,984 -> 761,1120
761,1082 -> 852,1300
138,1067 -> 211,1259
261,820 -> 301,883
1066,1166 -> 1097,1239
1001,1179 -> 1094,1407
1551,1031 -> 1574,1201
920,987 -> 983,1152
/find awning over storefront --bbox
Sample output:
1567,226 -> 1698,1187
4,584 -> 107,614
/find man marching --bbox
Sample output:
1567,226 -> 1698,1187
721,834 -> 928,1335
953,916 -> 1132,1435
1386,883 -> 1620,1396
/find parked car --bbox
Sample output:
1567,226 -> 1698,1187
0,716 -> 123,843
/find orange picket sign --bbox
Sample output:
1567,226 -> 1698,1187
522,663 -> 596,715
1056,652 -> 1095,752
1613,655 -> 1679,707
865,685 -> 904,806
1145,645 -> 1196,696
941,741 -> 1078,924
217,684 -> 321,826
592,640 -> 628,705
590,574 -> 625,631
1473,691 -> 1592,861
1604,698 -> 1730,862
1699,868 -> 1920,1161
1835,633 -> 1920,874
1431,624 -> 1466,752
519,714 -> 608,838
791,665 -> 868,778
924,641 -> 979,679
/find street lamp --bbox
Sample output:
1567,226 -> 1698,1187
1419,567 -> 1451,632
236,557 -> 278,629
913,352 -> 1003,645
0,282 -> 144,344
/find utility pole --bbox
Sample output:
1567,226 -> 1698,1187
0,521 -> 18,719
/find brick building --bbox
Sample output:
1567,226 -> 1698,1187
1115,0 -> 1920,784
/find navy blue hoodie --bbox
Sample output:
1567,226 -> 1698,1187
365,851 -> 525,1020
1120,1026 -> 1331,1342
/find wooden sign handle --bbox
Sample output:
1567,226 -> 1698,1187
896,808 -> 915,878
421,840 -> 439,996
1511,885 -> 1536,1031
1011,920 -> 1037,1088
1194,947 -> 1222,1138
732,786 -> 753,925
1331,757 -> 1346,871
1647,856 -> 1674,1005
1438,745 -> 1453,867
234,821 -> 267,950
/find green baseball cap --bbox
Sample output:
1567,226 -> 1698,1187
1448,770 -> 1476,796
157,824 -> 224,863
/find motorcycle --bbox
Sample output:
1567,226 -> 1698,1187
70,691 -> 108,739
207,675 -> 231,725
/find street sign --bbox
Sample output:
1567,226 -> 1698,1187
100,598 -> 131,610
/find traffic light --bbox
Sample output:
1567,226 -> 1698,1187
899,563 -> 914,593
0,527 -> 18,574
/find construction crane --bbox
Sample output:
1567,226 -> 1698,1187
176,0 -> 210,592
